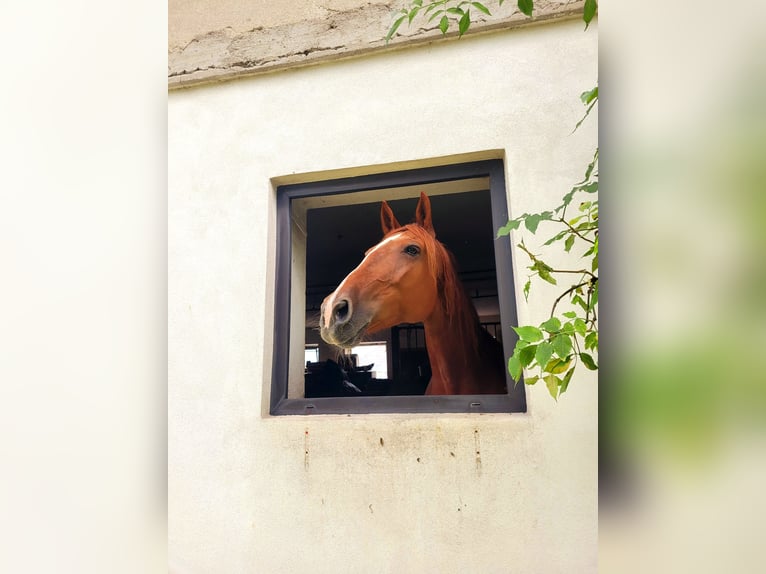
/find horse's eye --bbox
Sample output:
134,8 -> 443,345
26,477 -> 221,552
404,244 -> 420,256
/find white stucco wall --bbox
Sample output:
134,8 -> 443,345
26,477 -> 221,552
169,19 -> 597,573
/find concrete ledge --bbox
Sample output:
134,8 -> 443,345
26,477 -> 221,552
169,1 -> 585,89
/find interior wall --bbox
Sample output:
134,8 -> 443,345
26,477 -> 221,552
169,19 -> 597,574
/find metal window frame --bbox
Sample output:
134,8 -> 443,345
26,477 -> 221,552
270,159 -> 527,415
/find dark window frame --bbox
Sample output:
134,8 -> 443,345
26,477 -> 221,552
270,159 -> 527,415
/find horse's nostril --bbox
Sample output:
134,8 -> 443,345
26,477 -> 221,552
333,299 -> 351,324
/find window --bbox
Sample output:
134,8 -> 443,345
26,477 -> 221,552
350,342 -> 388,379
271,158 -> 526,415
304,345 -> 319,365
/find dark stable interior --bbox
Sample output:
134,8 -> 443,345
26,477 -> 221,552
303,190 -> 502,398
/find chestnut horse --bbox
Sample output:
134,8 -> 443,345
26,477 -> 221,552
319,192 -> 506,395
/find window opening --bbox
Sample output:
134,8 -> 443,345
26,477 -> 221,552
271,159 -> 526,415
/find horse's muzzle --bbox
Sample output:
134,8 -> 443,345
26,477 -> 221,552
320,295 -> 370,348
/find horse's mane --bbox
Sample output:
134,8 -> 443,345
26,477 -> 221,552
393,224 -> 481,358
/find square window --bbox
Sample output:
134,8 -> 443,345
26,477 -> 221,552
271,159 -> 526,415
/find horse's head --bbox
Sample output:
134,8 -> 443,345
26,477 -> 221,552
320,192 -> 445,348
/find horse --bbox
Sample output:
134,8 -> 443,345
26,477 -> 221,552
319,192 -> 507,395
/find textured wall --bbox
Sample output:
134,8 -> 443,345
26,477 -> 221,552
169,0 -> 584,88
169,18 -> 597,574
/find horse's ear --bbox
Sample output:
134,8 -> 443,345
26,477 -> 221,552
415,192 -> 435,237
380,200 -> 401,235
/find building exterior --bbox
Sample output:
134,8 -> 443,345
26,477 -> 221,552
169,2 -> 597,572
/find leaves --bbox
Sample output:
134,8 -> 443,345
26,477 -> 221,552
535,342 -> 554,372
559,368 -> 574,395
580,85 -> 598,105
385,13 -> 407,44
584,331 -> 598,351
524,213 -> 543,233
545,357 -> 572,375
518,344 -> 537,367
544,373 -> 560,399
508,355 -> 522,381
540,316 -> 561,333
439,14 -> 449,33
513,325 -> 543,342
584,0 -> 598,29
580,352 -> 598,370
551,333 -> 572,358
458,9 -> 472,36
472,2 -> 491,15
517,0 -> 534,17
524,375 -> 539,386
496,217 -> 521,237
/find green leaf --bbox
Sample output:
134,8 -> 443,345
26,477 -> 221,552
583,0 -> 597,28
517,0 -> 534,17
408,6 -> 422,23
524,374 -> 539,386
439,14 -> 449,33
574,318 -> 587,337
551,333 -> 573,358
524,213 -> 542,233
559,368 -> 574,395
581,148 -> 598,182
544,373 -> 559,399
513,325 -> 543,342
580,85 -> 598,105
535,341 -> 554,372
519,344 -> 538,367
413,0 -> 423,6
458,9 -> 471,36
564,234 -> 575,252
545,356 -> 572,375
590,281 -> 599,308
537,268 -> 557,285
472,2 -> 491,15
385,14 -> 407,43
580,352 -> 598,370
523,279 -> 531,302
496,218 -> 521,237
446,7 -> 465,15
543,230 -> 567,246
561,322 -> 575,334
585,331 -> 598,351
592,253 -> 598,273
508,354 -> 522,381
563,311 -> 577,319
572,295 -> 587,311
540,316 -> 561,333
561,188 -> 575,209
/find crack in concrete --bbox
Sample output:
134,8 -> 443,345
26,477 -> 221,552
169,0 -> 587,88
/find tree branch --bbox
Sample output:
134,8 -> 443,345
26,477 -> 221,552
556,217 -> 596,244
551,281 -> 590,318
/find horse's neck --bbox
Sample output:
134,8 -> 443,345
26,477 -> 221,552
422,305 -> 486,395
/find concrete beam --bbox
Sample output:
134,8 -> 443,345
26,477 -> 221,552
169,0 -> 585,89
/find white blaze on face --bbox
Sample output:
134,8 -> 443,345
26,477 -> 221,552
323,232 -> 404,329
